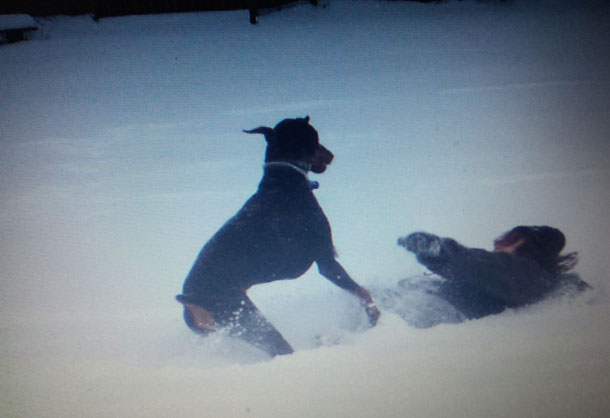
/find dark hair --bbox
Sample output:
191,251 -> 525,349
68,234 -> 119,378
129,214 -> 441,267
494,225 -> 578,274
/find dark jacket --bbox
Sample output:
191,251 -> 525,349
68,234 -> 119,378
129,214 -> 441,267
412,237 -> 589,319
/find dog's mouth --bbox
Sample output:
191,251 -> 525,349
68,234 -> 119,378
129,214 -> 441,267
311,144 -> 334,174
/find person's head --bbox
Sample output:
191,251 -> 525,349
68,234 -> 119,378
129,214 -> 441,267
493,225 -> 578,274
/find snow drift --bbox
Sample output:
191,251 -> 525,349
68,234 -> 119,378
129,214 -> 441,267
1,1 -> 609,417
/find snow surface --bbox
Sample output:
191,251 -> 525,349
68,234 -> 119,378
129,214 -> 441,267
1,0 -> 609,417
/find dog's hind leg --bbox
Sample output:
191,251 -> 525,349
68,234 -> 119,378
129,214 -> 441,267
177,296 -> 216,335
227,296 -> 294,357
182,303 -> 216,333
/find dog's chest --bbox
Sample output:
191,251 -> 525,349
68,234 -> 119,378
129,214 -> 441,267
258,187 -> 328,242
186,176 -> 335,290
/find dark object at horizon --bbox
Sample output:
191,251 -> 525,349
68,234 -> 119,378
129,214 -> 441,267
0,1 -> 320,23
0,14 -> 38,44
249,0 -> 318,24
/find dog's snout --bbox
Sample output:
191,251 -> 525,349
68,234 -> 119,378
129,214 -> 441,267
311,144 -> 334,174
317,144 -> 334,164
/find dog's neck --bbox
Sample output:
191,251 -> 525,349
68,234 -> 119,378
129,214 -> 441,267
263,161 -> 320,190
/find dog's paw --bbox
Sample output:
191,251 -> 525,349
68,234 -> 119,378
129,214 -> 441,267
398,232 -> 442,258
365,303 -> 381,327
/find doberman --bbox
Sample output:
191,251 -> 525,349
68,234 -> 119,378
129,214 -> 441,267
176,116 -> 379,356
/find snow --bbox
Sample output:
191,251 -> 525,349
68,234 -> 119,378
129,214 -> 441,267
0,14 -> 38,31
1,0 -> 609,417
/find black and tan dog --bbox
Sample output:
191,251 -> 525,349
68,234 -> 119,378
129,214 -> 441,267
177,116 -> 379,356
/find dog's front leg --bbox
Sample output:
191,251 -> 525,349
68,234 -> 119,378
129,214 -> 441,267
317,259 -> 380,326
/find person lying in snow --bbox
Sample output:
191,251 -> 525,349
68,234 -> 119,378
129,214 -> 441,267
393,226 -> 590,325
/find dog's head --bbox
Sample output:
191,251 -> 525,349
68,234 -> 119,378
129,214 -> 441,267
244,116 -> 334,173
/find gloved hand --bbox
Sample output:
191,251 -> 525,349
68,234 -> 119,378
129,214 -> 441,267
397,232 -> 442,258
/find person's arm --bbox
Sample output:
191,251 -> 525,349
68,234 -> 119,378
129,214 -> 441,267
399,232 -> 555,306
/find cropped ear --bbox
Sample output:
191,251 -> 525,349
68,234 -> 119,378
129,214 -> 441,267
243,126 -> 273,140
303,115 -> 310,123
